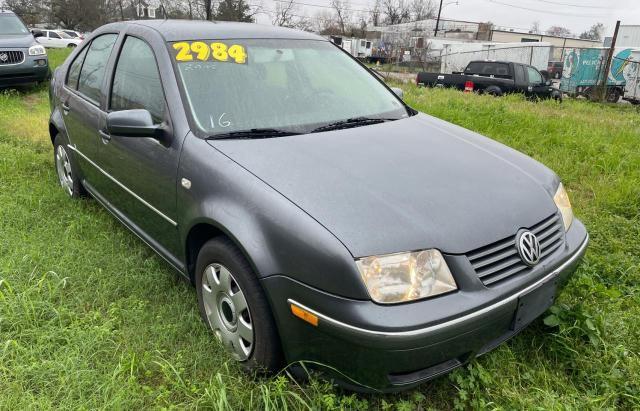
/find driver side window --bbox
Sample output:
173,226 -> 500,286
527,66 -> 543,85
110,36 -> 165,123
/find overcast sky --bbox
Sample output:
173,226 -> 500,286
256,0 -> 640,37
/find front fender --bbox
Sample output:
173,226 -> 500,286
177,134 -> 370,300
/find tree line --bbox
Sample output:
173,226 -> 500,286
0,0 -> 438,36
0,0 -> 257,31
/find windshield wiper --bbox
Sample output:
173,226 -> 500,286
206,128 -> 301,140
310,117 -> 395,133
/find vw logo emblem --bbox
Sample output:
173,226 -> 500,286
516,230 -> 541,266
0,53 -> 8,62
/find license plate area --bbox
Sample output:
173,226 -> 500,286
511,275 -> 559,330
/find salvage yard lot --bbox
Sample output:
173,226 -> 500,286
0,49 -> 638,409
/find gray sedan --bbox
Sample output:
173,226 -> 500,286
48,19 -> 588,392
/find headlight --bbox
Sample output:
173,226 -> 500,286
554,182 -> 573,231
356,249 -> 457,304
28,45 -> 46,56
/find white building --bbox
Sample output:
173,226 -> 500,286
614,25 -> 640,48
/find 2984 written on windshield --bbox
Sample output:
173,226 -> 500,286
172,41 -> 247,64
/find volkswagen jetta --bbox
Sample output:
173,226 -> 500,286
49,20 -> 588,392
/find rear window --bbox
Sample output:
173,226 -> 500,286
465,62 -> 510,77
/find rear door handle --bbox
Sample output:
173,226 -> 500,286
99,130 -> 111,143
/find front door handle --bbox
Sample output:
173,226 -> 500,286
61,102 -> 70,114
98,130 -> 111,143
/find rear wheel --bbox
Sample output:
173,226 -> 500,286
485,86 -> 503,97
606,88 -> 621,103
195,237 -> 282,372
53,133 -> 85,198
67,43 -> 77,48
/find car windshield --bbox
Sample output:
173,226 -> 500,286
57,31 -> 72,39
0,14 -> 29,35
172,39 -> 409,137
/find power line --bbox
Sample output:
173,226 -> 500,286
526,0 -> 609,9
483,0 -> 605,18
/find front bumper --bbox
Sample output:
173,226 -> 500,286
0,50 -> 49,87
261,219 -> 588,392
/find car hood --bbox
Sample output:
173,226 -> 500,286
209,113 -> 559,257
0,34 -> 35,48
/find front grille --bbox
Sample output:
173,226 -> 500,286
0,50 -> 25,65
466,213 -> 565,286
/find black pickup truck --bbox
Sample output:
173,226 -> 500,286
416,60 -> 562,100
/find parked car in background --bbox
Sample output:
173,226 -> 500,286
0,10 -> 49,87
417,60 -> 562,100
62,30 -> 85,40
547,61 -> 563,79
49,20 -> 588,392
34,29 -> 82,48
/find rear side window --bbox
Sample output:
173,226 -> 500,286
465,62 -> 510,77
66,47 -> 88,89
514,64 -> 526,84
77,34 -> 118,103
110,36 -> 165,122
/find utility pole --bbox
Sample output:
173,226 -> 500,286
599,20 -> 620,102
434,0 -> 443,38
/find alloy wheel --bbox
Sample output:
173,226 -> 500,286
201,263 -> 254,361
55,145 -> 73,197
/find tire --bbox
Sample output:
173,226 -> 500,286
606,88 -> 621,104
67,43 -> 77,48
485,86 -> 503,97
195,237 -> 282,373
53,132 -> 86,198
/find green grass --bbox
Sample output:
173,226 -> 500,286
1,48 -> 639,409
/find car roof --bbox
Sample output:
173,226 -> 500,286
468,60 -> 517,65
100,19 -> 325,42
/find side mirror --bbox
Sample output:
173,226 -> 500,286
545,80 -> 552,86
106,109 -> 159,138
391,87 -> 404,99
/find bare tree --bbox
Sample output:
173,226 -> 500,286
382,0 -> 409,25
272,0 -> 296,26
203,0 -> 214,20
3,0 -> 49,25
330,0 -> 350,35
580,22 -> 604,41
530,21 -> 541,34
410,0 -> 434,22
311,10 -> 336,34
369,0 -> 381,27
546,25 -> 572,37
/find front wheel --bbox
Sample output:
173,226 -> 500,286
195,238 -> 283,372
